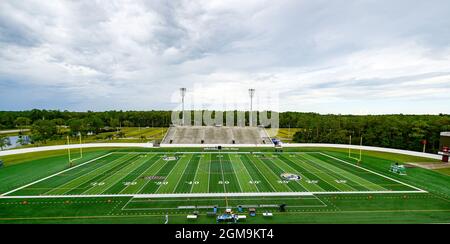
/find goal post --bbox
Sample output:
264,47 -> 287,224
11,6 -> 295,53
348,135 -> 362,162
67,134 -> 83,167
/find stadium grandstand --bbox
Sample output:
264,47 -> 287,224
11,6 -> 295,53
160,88 -> 274,145
161,125 -> 272,145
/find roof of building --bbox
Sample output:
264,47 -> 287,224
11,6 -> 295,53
441,132 -> 450,137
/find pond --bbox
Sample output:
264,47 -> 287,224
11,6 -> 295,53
1,135 -> 30,150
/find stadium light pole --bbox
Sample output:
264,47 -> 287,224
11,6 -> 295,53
249,88 -> 255,127
180,88 -> 187,126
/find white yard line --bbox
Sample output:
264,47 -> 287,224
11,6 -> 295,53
0,190 -> 427,199
83,156 -> 142,195
218,154 -> 227,193
246,155 -> 277,192
295,154 -> 357,191
237,156 -> 260,192
118,155 -> 159,194
207,154 -> 211,193
233,157 -> 260,192
189,155 -> 202,193
1,153 -> 113,196
282,155 -> 330,191
1,151 -> 429,199
96,156 -> 152,195
42,153 -> 134,195
132,158 -> 166,194
170,155 -> 193,193
226,154 -> 244,193
319,152 -> 427,192
153,155 -> 184,193
266,156 -> 311,191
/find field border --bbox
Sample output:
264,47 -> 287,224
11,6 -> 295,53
120,195 -> 328,211
0,190 -> 427,199
0,151 -> 427,199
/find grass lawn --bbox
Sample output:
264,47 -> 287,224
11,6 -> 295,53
8,127 -> 168,149
267,128 -> 301,142
0,147 -> 448,223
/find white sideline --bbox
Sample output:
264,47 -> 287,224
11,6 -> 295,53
0,190 -> 426,199
1,153 -> 113,196
283,143 -> 442,160
319,152 -> 427,193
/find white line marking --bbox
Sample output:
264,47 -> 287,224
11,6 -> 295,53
218,154 -> 227,193
319,152 -> 427,192
170,155 -> 193,193
129,197 -> 320,202
154,155 -> 184,193
207,154 -> 212,193
1,153 -> 113,196
296,154 -> 357,191
44,153 -> 134,195
189,155 -> 202,193
0,190 -> 426,199
120,197 -> 134,211
237,155 -> 260,192
118,155 -> 159,194
226,154 -> 244,193
96,155 -> 152,195
246,155 -> 277,192
133,158 -> 166,194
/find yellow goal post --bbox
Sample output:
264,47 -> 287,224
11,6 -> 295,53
348,135 -> 363,162
67,134 -> 83,167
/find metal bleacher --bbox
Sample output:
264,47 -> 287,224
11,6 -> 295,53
161,126 -> 272,145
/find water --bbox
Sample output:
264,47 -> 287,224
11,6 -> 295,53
1,135 -> 30,150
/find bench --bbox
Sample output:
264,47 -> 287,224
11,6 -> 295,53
237,215 -> 247,220
187,215 -> 198,219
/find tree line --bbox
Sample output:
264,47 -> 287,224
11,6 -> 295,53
0,109 -> 449,153
286,113 -> 450,153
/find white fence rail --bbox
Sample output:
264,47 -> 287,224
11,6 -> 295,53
0,142 -> 441,160
282,143 -> 442,160
0,143 -> 153,156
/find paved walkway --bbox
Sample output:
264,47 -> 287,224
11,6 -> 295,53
0,129 -> 30,134
0,142 -> 441,160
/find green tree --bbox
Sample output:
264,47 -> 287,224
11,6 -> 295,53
16,135 -> 29,146
110,118 -> 120,128
68,119 -> 86,135
14,117 -> 31,128
123,120 -> 134,127
116,131 -> 126,138
31,120 -> 57,143
0,136 -> 11,150
85,116 -> 104,134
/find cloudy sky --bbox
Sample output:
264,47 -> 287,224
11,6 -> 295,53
0,0 -> 449,114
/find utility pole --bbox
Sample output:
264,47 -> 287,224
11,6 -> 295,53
249,88 -> 255,127
180,88 -> 187,126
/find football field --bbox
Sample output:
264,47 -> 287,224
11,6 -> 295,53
2,151 -> 423,197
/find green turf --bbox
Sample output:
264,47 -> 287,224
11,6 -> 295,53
0,194 -> 448,224
0,147 -> 449,223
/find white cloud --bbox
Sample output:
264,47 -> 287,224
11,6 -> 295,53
0,0 -> 449,114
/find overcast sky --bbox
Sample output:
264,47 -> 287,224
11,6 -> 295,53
1,0 -> 449,114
